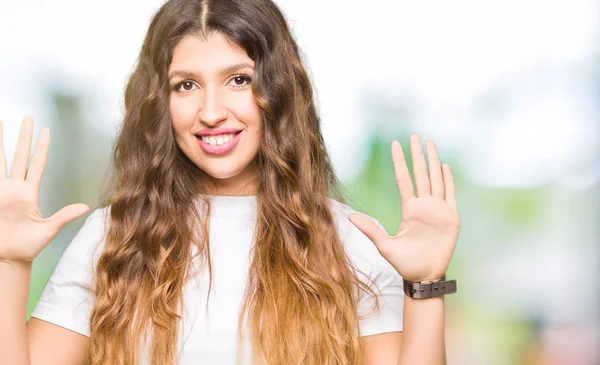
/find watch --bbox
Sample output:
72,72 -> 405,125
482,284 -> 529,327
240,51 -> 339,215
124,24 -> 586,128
403,275 -> 457,299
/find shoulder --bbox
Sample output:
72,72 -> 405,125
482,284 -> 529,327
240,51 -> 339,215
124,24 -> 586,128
60,206 -> 111,265
327,198 -> 392,273
328,199 -> 405,336
80,206 -> 111,237
77,206 -> 110,245
29,206 -> 112,337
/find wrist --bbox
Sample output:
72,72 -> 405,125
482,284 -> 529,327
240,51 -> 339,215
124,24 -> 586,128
403,275 -> 457,299
0,258 -> 33,270
405,276 -> 445,283
418,277 -> 443,283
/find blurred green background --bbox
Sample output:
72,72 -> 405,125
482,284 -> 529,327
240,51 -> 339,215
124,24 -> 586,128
1,0 -> 599,364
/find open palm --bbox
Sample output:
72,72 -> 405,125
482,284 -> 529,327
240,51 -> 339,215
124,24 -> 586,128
0,117 -> 89,265
348,134 -> 460,282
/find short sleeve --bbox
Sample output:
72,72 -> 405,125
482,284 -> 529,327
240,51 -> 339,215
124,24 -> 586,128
324,199 -> 406,338
356,218 -> 404,336
356,267 -> 404,336
30,207 -> 108,337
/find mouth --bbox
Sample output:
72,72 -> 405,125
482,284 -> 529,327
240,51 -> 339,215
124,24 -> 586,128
195,130 -> 242,142
195,130 -> 243,155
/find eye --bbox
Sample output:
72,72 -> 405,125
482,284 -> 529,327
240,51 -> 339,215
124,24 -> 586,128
228,75 -> 252,88
173,80 -> 198,92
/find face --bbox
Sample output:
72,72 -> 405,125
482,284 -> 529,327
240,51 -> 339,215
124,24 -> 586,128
168,32 -> 262,196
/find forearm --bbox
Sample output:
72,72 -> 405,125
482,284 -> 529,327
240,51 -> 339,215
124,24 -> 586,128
0,261 -> 32,365
397,294 -> 446,365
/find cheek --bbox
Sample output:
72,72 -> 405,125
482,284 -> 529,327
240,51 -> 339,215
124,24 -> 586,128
169,97 -> 197,129
233,93 -> 262,129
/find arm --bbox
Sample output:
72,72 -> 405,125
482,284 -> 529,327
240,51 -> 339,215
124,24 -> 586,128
27,318 -> 90,365
397,294 -> 446,364
0,261 -> 31,365
0,261 -> 90,365
0,119 -> 92,364
353,135 -> 460,365
360,294 -> 446,365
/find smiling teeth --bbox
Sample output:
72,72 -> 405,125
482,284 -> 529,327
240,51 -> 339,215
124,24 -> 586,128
201,133 -> 236,146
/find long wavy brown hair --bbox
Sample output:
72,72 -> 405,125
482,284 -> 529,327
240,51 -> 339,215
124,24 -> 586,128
90,0 -> 379,364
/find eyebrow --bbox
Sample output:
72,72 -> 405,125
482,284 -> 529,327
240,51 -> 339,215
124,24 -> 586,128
168,62 -> 254,81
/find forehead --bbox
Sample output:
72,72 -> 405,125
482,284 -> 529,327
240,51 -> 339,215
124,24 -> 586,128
169,32 -> 254,72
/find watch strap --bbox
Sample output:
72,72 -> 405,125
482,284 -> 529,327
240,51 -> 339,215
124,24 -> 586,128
403,275 -> 457,299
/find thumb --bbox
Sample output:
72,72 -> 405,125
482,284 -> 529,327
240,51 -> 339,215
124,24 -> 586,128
47,203 -> 90,232
347,213 -> 388,248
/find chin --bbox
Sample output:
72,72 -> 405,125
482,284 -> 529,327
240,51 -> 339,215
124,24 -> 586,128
200,165 -> 243,180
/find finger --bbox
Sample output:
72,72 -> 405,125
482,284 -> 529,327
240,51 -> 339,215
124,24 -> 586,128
25,127 -> 50,190
425,140 -> 444,199
47,203 -> 90,232
0,121 -> 6,179
348,213 -> 389,249
10,117 -> 34,180
410,134 -> 430,197
391,140 -> 415,204
442,163 -> 457,213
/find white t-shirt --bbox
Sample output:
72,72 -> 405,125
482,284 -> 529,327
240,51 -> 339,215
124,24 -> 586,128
31,195 -> 404,364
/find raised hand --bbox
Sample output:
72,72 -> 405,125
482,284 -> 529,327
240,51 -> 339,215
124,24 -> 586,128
0,117 -> 89,265
348,134 -> 460,282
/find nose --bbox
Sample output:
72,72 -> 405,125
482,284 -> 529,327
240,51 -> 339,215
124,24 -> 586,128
198,87 -> 228,126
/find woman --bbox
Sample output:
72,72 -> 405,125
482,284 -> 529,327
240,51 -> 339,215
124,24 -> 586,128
0,0 -> 460,364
